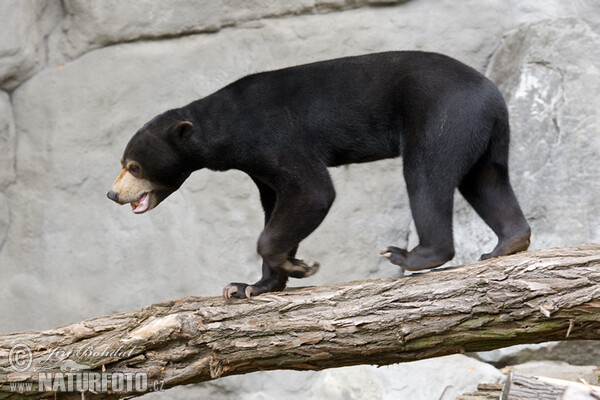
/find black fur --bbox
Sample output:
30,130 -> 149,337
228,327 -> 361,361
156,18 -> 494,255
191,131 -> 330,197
111,51 -> 531,298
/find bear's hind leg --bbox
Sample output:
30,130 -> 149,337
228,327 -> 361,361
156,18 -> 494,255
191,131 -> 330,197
459,161 -> 531,260
383,165 -> 456,271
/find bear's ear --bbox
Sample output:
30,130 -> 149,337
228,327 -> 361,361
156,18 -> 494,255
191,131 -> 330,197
170,121 -> 194,139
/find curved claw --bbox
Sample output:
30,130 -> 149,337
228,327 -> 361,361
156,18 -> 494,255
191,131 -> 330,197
381,246 -> 409,267
245,286 -> 254,298
282,259 -> 320,278
303,261 -> 320,278
228,285 -> 238,299
223,284 -> 243,300
380,247 -> 396,259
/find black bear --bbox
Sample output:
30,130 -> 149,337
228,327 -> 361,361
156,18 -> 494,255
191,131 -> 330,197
107,51 -> 531,299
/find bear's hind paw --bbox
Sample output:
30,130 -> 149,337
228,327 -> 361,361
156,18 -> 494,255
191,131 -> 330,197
381,246 -> 408,266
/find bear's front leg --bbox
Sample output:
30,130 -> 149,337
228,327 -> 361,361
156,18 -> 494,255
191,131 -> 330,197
223,261 -> 288,299
222,257 -> 320,299
223,167 -> 335,299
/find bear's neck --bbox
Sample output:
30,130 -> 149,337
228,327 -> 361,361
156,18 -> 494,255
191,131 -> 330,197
178,96 -> 244,173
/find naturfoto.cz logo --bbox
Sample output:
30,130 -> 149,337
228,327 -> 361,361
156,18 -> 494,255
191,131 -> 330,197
6,344 -> 164,394
8,344 -> 33,372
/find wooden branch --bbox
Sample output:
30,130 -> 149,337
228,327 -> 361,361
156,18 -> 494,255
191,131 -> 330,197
457,383 -> 504,400
458,374 -> 600,400
1,244 -> 599,399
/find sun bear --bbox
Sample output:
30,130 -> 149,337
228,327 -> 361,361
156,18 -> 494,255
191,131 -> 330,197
107,51 -> 531,299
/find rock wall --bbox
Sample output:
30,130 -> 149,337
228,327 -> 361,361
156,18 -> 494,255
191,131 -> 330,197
1,1 -> 599,398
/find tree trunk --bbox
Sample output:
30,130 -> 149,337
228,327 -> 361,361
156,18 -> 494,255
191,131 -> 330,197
1,244 -> 599,399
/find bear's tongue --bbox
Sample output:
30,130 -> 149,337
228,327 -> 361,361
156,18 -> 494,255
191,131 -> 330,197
131,193 -> 149,213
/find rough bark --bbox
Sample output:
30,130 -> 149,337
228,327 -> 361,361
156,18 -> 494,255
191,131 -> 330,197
457,383 -> 504,400
1,244 -> 599,399
459,374 -> 600,400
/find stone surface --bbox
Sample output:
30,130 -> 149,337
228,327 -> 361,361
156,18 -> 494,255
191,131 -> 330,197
47,0 -> 409,65
310,355 -> 505,400
1,2 -> 600,400
472,341 -> 600,368
0,91 -> 15,189
4,2 -> 600,333
0,0 -> 62,90
0,91 -> 15,251
46,0 -> 600,66
486,18 -> 600,252
7,11 -> 424,331
0,193 -> 8,255
563,385 -> 600,400
502,361 -> 599,384
450,17 -> 600,265
142,355 -> 504,399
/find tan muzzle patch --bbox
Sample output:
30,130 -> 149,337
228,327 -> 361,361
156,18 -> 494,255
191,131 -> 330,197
111,168 -> 154,204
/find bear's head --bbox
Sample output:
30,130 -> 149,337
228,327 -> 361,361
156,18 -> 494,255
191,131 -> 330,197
107,110 -> 195,214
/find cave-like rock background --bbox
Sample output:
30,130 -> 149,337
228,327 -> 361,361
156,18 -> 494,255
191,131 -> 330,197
1,1 -> 599,398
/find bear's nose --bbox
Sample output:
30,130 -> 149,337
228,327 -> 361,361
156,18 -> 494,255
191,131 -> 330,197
107,190 -> 119,203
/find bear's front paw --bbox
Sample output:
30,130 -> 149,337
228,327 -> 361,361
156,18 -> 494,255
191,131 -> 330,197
222,283 -> 253,299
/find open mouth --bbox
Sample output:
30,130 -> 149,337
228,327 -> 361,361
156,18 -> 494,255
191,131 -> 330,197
131,192 -> 150,214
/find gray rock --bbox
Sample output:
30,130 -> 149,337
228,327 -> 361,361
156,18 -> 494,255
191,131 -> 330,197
465,17 -> 600,378
4,2 -> 535,332
0,91 -> 15,189
46,0 -> 600,67
47,0 -> 411,65
502,361 -> 599,384
2,4 -> 600,400
563,385 -> 600,400
450,17 -> 600,266
0,0 -> 42,90
487,17 -> 600,253
2,3 -> 600,338
141,355 -> 504,399
310,355 -> 504,400
0,193 -> 9,254
7,16 -> 419,331
0,0 -> 62,90
0,91 -> 15,251
472,341 -> 600,368
144,370 -> 320,400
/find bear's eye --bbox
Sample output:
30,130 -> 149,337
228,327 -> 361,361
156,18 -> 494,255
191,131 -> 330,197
129,165 -> 140,175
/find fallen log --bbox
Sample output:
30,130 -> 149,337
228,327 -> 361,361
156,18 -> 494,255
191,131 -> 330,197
1,244 -> 599,399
